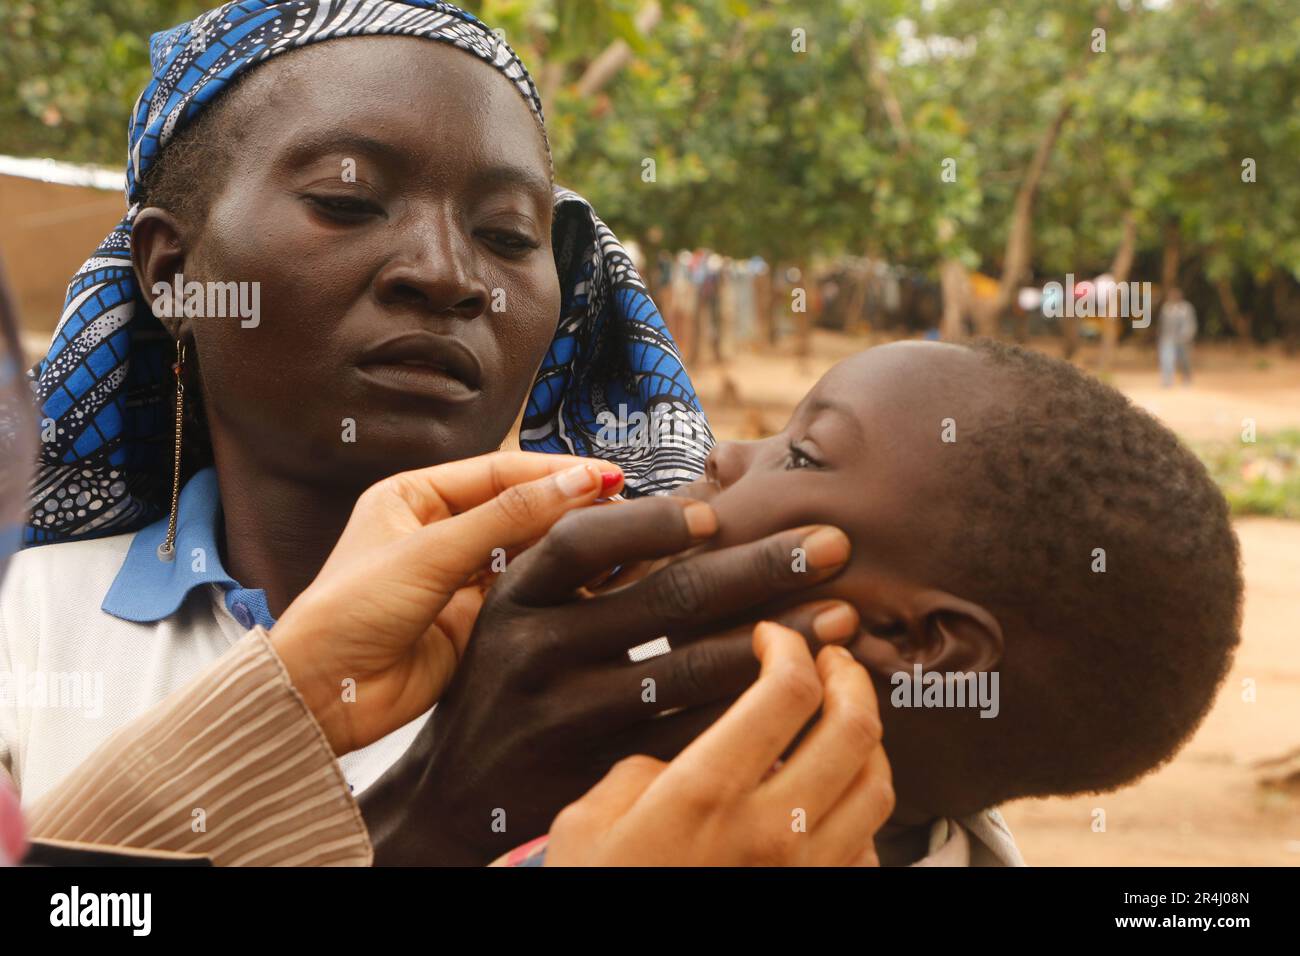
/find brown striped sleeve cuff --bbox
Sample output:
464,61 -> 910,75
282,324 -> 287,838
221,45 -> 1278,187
25,627 -> 372,867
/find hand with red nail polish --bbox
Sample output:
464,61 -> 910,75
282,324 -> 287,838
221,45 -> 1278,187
273,451 -> 623,757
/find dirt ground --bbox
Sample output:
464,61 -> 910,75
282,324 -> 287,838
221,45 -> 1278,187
692,331 -> 1300,866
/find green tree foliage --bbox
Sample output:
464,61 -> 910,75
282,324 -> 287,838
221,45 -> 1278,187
2,0 -> 1297,338
0,1 -> 209,165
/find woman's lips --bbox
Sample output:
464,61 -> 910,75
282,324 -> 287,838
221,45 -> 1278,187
357,331 -> 483,403
356,361 -> 480,403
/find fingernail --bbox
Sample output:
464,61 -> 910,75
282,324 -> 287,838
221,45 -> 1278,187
682,501 -> 718,538
600,470 -> 623,493
812,603 -> 858,643
802,526 -> 850,570
555,464 -> 598,497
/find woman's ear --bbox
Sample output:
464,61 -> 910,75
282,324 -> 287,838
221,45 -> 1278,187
131,207 -> 188,338
852,589 -> 1003,676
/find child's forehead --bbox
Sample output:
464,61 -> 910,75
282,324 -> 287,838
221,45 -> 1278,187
796,344 -> 1011,470
810,342 -> 979,412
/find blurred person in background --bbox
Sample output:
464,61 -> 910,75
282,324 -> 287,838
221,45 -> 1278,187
1158,286 -> 1197,387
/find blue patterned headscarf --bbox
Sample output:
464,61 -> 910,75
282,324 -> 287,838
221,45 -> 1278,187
25,0 -> 713,546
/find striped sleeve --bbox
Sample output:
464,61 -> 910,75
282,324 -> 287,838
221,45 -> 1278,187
23,627 -> 372,867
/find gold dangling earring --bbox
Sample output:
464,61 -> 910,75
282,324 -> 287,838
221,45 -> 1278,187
157,338 -> 186,562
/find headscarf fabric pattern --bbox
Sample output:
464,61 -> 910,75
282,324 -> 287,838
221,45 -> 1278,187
25,0 -> 712,546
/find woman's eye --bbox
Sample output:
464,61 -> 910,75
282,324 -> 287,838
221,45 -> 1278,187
784,443 -> 821,470
480,230 -> 540,258
304,194 -> 381,220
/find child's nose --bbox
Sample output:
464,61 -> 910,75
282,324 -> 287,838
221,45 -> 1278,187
705,440 -> 749,489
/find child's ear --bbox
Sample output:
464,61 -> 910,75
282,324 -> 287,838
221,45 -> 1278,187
131,207 -> 189,339
914,593 -> 1004,674
853,590 -> 1003,676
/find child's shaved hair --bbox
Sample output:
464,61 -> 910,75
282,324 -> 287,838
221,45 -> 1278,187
946,340 -> 1242,801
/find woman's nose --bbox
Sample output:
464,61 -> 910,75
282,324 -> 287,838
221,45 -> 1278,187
374,211 -> 489,319
705,440 -> 751,489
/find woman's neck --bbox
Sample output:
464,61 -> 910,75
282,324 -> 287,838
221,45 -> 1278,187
212,458 -> 363,620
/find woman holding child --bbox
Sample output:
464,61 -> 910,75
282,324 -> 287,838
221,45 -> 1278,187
0,1 -> 892,866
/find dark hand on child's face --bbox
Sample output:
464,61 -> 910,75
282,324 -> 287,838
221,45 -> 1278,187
359,495 -> 857,865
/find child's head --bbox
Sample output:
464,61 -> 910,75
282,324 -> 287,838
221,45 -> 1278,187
681,339 -> 1242,820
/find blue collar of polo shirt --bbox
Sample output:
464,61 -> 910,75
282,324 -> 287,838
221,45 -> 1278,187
102,466 -> 275,629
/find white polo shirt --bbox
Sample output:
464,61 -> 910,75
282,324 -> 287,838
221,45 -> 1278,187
0,466 -> 429,807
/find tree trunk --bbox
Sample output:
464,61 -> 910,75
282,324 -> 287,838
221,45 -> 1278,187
1274,271 -> 1299,356
1160,220 -> 1181,294
844,263 -> 870,336
939,258 -> 969,341
976,101 -> 1075,335
1062,312 -> 1080,361
1111,211 -> 1138,284
1098,210 -> 1139,371
864,31 -> 912,152
1215,274 -> 1251,341
794,261 -> 813,372
573,2 -> 662,99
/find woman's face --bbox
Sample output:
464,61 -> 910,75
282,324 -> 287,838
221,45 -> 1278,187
170,36 -> 558,488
